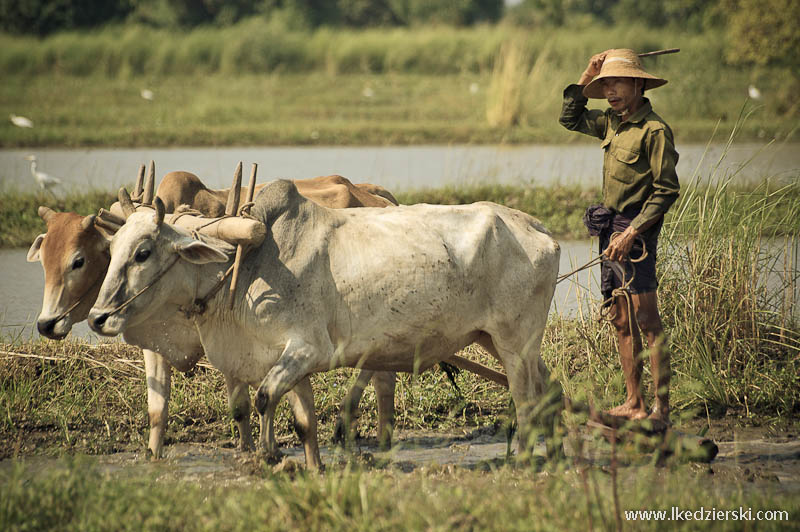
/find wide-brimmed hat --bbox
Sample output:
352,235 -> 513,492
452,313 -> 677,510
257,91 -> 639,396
583,48 -> 668,99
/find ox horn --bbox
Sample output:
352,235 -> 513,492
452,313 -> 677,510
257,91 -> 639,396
38,206 -> 56,223
133,164 -> 145,201
154,196 -> 166,228
81,214 -> 96,231
142,160 -> 156,206
118,187 -> 137,219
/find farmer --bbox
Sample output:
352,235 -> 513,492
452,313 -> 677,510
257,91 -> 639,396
559,49 -> 680,424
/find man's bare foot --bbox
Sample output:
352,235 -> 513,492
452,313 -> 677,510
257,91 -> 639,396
606,402 -> 648,420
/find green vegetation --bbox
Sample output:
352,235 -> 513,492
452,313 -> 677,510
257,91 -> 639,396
3,180 -> 799,248
1,458 -> 797,531
0,188 -> 117,248
2,173 -> 797,530
1,22 -> 797,147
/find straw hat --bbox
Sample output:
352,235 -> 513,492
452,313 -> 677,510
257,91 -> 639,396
583,48 -> 667,99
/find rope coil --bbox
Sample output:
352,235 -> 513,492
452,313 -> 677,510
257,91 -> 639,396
555,232 -> 649,336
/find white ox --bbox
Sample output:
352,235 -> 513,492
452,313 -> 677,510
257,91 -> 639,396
27,171 -> 401,460
89,180 -> 563,465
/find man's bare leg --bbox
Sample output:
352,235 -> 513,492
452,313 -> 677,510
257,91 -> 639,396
606,294 -> 648,419
632,291 -> 670,424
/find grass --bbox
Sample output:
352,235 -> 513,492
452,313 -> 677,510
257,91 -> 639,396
0,188 -> 117,248
2,176 -> 798,450
1,178 -> 798,528
0,339 -> 510,459
1,457 -> 798,531
4,180 -> 799,249
0,23 -> 798,147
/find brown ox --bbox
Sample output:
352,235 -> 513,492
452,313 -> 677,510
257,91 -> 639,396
28,171 -> 403,458
157,172 -> 399,215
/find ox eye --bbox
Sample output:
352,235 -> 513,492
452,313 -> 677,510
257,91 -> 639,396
135,249 -> 151,263
72,257 -> 85,270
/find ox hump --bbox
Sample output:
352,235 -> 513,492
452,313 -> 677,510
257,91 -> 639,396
251,179 -> 307,223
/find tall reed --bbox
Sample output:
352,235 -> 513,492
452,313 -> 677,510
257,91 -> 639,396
486,40 -> 529,128
658,132 -> 800,415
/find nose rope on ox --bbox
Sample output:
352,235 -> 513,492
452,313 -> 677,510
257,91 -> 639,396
50,274 -> 105,325
100,254 -> 182,320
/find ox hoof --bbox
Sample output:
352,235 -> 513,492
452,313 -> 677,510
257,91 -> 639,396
261,448 -> 285,465
254,388 -> 269,415
332,419 -> 347,445
145,447 -> 164,461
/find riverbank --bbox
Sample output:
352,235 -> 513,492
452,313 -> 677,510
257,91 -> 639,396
2,181 -> 797,248
1,23 -> 797,148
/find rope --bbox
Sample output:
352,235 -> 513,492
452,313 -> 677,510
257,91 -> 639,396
50,274 -> 104,324
556,232 -> 647,284
179,263 -> 236,319
555,232 -> 649,339
103,255 -> 181,318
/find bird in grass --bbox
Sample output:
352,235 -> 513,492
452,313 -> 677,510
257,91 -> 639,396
10,114 -> 34,128
24,155 -> 62,194
140,89 -> 154,101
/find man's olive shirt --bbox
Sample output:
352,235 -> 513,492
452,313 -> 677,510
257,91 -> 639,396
559,84 -> 680,230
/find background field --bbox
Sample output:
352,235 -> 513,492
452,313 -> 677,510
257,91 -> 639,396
1,22 -> 797,147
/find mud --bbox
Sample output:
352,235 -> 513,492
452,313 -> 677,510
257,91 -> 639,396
2,422 -> 798,493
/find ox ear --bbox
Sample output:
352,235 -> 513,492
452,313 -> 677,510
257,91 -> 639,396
27,234 -> 46,262
174,238 -> 230,264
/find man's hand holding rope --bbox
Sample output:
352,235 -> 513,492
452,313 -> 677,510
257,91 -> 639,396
604,225 -> 639,262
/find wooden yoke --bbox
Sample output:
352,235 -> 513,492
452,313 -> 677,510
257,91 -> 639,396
108,160 -> 157,219
105,160 -> 265,248
225,162 -> 243,218
225,161 -> 258,309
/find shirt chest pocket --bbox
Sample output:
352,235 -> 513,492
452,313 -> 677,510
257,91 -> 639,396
603,139 -> 642,184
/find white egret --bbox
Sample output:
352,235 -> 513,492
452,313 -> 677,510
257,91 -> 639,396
748,85 -> 762,100
24,155 -> 62,193
10,114 -> 34,128
141,89 -> 154,101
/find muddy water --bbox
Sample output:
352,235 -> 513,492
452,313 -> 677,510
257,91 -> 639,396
2,426 -> 798,494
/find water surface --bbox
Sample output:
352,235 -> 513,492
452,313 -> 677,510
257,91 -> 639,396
3,142 -> 797,193
1,241 -> 600,341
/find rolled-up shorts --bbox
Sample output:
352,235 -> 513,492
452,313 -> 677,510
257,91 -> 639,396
599,210 -> 662,305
